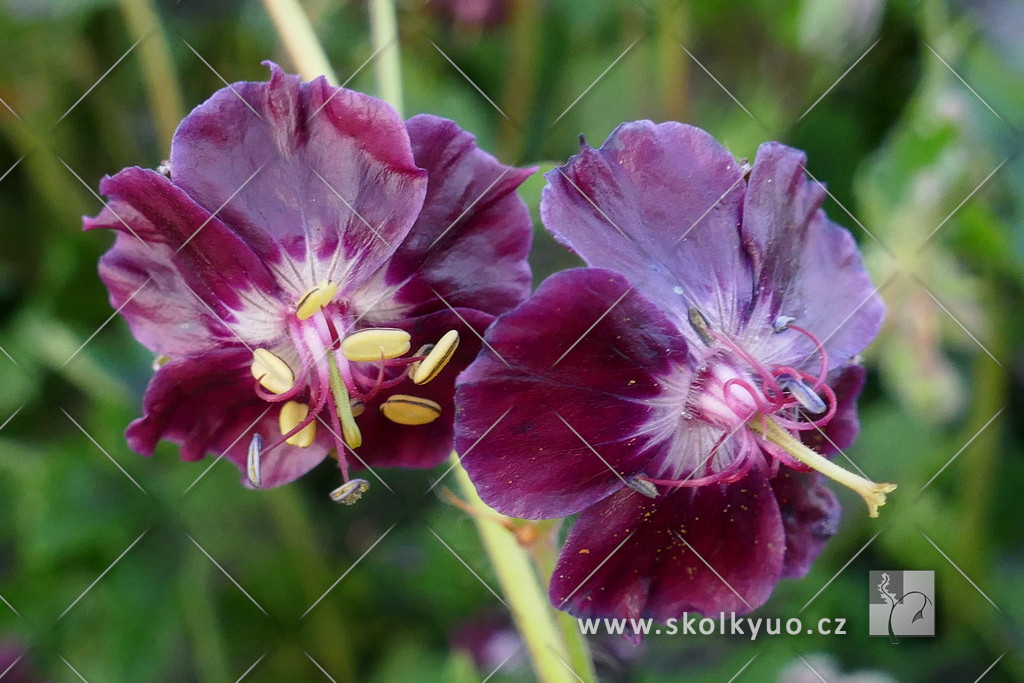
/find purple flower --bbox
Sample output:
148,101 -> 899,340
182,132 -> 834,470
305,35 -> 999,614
85,63 -> 532,496
456,121 -> 889,623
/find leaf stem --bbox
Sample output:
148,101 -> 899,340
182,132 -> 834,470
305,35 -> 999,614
450,454 -> 580,683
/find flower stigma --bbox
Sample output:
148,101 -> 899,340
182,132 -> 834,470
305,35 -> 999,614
642,312 -> 896,517
749,416 -> 896,518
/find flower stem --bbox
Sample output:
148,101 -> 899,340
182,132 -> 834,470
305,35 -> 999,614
528,522 -> 598,683
450,454 -> 580,683
266,487 -> 356,680
368,0 -> 404,116
751,416 -> 896,518
118,0 -> 185,150
261,0 -> 339,85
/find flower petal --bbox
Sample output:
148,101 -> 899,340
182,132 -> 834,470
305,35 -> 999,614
91,230 -> 227,356
457,268 -> 690,519
378,114 -> 533,316
549,469 -> 785,624
540,121 -> 750,336
169,62 -> 428,292
126,347 -> 327,487
740,143 -> 885,369
770,470 -> 841,579
84,167 -> 287,352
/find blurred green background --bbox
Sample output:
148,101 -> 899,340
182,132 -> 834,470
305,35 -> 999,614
0,0 -> 1022,680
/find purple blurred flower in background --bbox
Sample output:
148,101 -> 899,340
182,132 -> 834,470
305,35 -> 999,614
85,63 -> 532,497
0,639 -> 42,683
457,121 -> 890,623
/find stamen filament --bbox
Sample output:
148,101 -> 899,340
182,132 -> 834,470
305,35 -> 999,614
750,416 -> 896,518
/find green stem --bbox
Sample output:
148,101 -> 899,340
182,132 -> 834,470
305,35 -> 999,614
262,0 -> 339,85
368,0 -> 404,115
450,454 -> 578,683
655,0 -> 688,123
529,523 -> 598,683
498,0 -> 540,160
179,552 -> 231,682
266,487 -> 356,680
958,276 -> 1007,576
118,0 -> 185,149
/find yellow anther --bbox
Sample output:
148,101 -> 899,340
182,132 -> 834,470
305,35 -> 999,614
295,280 -> 338,320
341,328 -> 412,362
350,400 -> 365,418
380,394 -> 443,426
251,348 -> 295,394
279,401 -> 317,447
151,355 -> 171,372
411,330 -> 460,385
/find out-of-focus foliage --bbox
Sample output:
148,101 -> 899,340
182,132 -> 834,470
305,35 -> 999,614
0,0 -> 1021,681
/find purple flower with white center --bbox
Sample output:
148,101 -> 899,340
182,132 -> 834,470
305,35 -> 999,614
85,63 -> 532,498
456,121 -> 890,623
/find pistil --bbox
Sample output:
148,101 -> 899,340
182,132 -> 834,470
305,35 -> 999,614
749,416 -> 896,518
326,351 -> 363,449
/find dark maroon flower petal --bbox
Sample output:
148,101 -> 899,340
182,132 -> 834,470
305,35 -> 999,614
800,364 -> 866,456
377,114 -> 533,316
126,347 -> 327,487
169,62 -> 428,288
84,167 -> 285,348
541,121 -> 750,336
549,469 -> 784,623
348,307 -> 493,471
457,268 -> 690,519
740,144 -> 884,369
770,470 -> 841,579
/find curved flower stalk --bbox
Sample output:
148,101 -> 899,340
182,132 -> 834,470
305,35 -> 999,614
86,62 -> 533,498
456,121 -> 889,625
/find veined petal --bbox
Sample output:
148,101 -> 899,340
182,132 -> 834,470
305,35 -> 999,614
126,347 -> 328,486
541,121 -> 750,338
93,230 -> 229,356
740,143 -> 884,369
771,470 -> 841,579
376,114 -> 533,317
85,167 -> 286,349
549,469 -> 784,625
457,268 -> 690,519
169,62 -> 428,294
740,143 -> 826,294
